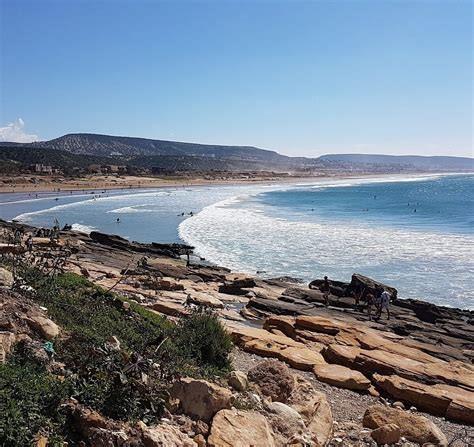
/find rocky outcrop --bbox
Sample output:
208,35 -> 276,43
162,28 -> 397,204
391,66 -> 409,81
309,273 -> 398,301
227,324 -> 326,371
89,231 -> 192,258
373,374 -> 474,424
363,405 -> 448,446
219,279 -> 255,296
288,376 -> 333,447
245,360 -> 333,446
229,314 -> 474,423
347,273 -> 398,299
263,401 -> 309,446
207,409 -> 276,447
170,378 -> 232,422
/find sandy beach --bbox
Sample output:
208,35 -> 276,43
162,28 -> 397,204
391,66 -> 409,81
0,173 -> 335,194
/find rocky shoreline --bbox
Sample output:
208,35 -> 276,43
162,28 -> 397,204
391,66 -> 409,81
0,219 -> 472,446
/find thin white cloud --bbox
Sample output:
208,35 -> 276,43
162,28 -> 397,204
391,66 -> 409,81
0,118 -> 39,143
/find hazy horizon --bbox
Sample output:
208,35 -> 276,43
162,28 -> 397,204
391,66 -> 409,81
0,0 -> 472,158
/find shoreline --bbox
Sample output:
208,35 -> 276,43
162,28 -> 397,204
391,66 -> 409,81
0,171 -> 466,195
2,171 -> 472,311
0,173 -> 330,194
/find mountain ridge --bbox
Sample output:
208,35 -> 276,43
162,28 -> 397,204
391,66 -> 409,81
0,133 -> 472,173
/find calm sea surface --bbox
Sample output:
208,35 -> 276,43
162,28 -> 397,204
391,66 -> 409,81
2,174 -> 472,309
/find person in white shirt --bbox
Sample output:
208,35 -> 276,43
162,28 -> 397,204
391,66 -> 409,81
376,289 -> 391,320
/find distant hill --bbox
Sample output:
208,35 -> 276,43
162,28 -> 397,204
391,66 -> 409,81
0,133 -> 472,174
32,133 -> 297,164
0,145 -> 299,174
319,154 -> 473,172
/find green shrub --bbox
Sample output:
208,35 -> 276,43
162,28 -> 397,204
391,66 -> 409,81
31,272 -> 170,351
60,337 -> 165,424
0,349 -> 70,447
175,307 -> 233,374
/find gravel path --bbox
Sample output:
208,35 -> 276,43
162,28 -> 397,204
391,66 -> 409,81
232,348 -> 473,446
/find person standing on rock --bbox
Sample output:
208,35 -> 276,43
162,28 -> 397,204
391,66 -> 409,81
376,289 -> 391,320
322,276 -> 330,306
26,234 -> 33,252
365,291 -> 375,321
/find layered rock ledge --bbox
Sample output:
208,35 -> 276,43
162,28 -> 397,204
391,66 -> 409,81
0,219 -> 472,445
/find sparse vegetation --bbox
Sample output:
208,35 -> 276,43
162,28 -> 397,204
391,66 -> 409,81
0,260 -> 233,445
175,306 -> 233,375
0,348 -> 70,447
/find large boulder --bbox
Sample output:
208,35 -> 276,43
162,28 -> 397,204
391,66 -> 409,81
0,267 -> 13,287
263,401 -> 310,446
363,405 -> 447,446
26,315 -> 60,340
308,278 -> 349,297
288,376 -> 333,447
142,423 -> 197,447
207,409 -> 276,447
313,363 -> 371,391
347,273 -> 398,300
170,378 -> 232,422
247,359 -> 295,402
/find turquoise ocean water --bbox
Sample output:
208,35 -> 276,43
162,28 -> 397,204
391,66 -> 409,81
2,174 -> 473,309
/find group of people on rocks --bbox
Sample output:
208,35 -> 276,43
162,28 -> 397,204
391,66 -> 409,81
321,275 -> 391,320
9,219 -> 72,251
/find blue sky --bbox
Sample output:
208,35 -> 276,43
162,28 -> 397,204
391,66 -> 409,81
0,0 -> 472,157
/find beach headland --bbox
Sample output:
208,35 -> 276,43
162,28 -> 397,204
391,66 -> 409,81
0,219 -> 472,445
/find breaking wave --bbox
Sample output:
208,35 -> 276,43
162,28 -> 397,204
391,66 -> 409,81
179,194 -> 474,309
71,223 -> 96,234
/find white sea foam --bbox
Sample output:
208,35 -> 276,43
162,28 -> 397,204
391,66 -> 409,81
71,223 -> 96,234
8,173 -> 472,308
107,206 -> 154,214
179,194 -> 474,309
